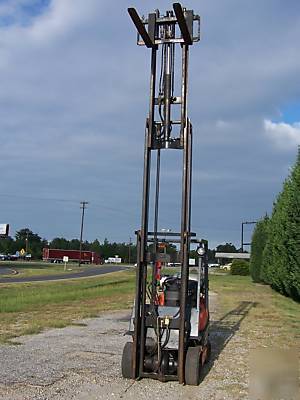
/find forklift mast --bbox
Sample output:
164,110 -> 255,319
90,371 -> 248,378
127,3 -> 204,384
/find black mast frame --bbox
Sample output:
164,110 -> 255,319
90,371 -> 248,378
128,3 -> 200,384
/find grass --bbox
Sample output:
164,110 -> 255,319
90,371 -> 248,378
0,269 -> 298,350
0,269 -> 136,343
0,261 -> 88,278
209,274 -> 300,348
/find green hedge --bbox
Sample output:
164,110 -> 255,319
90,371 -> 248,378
253,150 -> 300,301
231,259 -> 250,276
262,153 -> 300,300
250,216 -> 269,282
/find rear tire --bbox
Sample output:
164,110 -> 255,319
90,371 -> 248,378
121,342 -> 134,379
185,346 -> 202,385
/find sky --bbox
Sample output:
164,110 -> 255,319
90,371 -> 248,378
0,0 -> 299,249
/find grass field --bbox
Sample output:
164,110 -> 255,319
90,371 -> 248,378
0,261 -> 88,278
0,269 -> 136,343
0,269 -> 299,348
209,274 -> 299,350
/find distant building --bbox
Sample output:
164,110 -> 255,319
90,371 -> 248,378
215,252 -> 250,264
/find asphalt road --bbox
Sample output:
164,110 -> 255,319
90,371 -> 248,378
0,265 -> 129,284
0,268 -> 14,276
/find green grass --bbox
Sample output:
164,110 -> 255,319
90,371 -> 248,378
0,261 -> 59,269
0,271 -> 135,312
0,269 -> 298,349
209,274 -> 300,348
0,278 -> 133,313
0,270 -> 136,343
0,261 -> 88,278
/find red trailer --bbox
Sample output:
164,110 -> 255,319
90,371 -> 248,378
42,248 -> 102,264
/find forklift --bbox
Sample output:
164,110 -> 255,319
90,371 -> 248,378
121,3 -> 210,385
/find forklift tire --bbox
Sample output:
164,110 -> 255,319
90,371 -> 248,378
121,342 -> 134,379
185,346 -> 202,386
205,340 -> 211,364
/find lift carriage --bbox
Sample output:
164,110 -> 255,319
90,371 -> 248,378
121,3 -> 210,385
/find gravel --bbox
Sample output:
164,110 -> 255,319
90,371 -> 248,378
0,292 -> 251,399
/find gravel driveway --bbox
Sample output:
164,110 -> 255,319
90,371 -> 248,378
0,292 -> 251,400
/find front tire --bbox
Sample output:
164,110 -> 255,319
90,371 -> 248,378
185,346 -> 202,385
121,342 -> 133,379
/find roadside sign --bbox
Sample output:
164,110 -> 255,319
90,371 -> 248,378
0,224 -> 9,236
63,256 -> 69,271
20,248 -> 26,256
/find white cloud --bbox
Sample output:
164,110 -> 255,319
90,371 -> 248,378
215,119 -> 232,129
28,0 -> 101,43
0,0 -> 102,46
264,119 -> 300,149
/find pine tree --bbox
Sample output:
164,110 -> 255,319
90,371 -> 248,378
262,148 -> 300,300
250,215 -> 269,283
284,148 -> 300,299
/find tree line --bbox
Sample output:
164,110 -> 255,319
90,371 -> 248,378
0,231 -> 138,263
0,227 -> 240,264
250,149 -> 300,301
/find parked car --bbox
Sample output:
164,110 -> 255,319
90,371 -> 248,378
167,262 -> 181,267
220,263 -> 232,271
6,254 -> 18,261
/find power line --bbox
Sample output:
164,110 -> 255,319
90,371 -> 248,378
0,192 -> 139,217
0,193 -> 79,204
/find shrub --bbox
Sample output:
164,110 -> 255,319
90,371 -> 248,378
231,259 -> 250,276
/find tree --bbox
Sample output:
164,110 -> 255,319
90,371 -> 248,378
100,238 -> 112,260
15,228 -> 44,258
90,239 -> 101,254
216,243 -> 238,253
261,149 -> 300,301
0,236 -> 14,254
207,248 -> 216,263
69,239 -> 81,250
283,150 -> 300,299
50,237 -> 70,249
250,215 -> 269,283
15,228 -> 42,243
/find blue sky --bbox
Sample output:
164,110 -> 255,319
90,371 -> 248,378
0,0 -> 299,249
279,103 -> 300,124
0,0 -> 50,25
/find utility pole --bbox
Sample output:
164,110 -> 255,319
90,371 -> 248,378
79,201 -> 89,266
241,221 -> 257,252
25,229 -> 29,254
161,229 -> 171,266
128,237 -> 132,264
